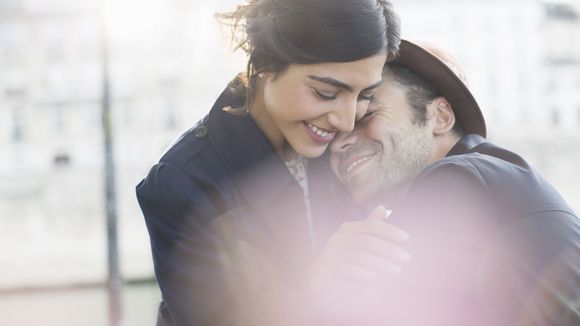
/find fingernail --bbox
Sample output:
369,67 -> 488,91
384,209 -> 393,219
398,231 -> 410,241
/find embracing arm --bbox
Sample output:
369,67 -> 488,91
405,159 -> 580,325
477,211 -> 580,325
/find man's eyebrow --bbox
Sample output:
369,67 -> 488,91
362,80 -> 384,92
308,75 -> 383,92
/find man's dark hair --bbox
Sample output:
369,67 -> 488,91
384,63 -> 464,134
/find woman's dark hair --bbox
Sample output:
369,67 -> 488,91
217,0 -> 401,111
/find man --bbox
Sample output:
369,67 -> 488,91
324,40 -> 580,325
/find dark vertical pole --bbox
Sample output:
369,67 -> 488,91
99,16 -> 123,326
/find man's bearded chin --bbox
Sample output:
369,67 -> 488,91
348,176 -> 388,209
351,186 -> 384,209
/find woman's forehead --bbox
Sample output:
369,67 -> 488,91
287,55 -> 387,85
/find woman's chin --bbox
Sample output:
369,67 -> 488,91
293,143 -> 328,159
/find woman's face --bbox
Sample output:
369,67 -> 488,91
259,51 -> 387,159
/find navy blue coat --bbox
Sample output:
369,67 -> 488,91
136,83 -> 352,325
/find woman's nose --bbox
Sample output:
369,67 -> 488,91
329,129 -> 358,154
328,99 -> 367,133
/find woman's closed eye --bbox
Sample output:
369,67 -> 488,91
312,88 -> 375,102
313,89 -> 338,100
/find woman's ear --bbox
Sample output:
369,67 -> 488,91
260,71 -> 278,82
427,97 -> 456,135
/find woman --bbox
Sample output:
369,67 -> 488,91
136,0 -> 401,324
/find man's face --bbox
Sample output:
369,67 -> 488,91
330,77 -> 435,206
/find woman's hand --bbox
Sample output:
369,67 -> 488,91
307,206 -> 411,322
312,205 -> 410,282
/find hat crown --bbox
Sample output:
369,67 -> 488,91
415,42 -> 469,87
397,39 -> 486,137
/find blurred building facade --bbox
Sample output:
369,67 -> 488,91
396,0 -> 580,216
0,0 -> 579,288
398,0 -> 580,135
0,0 -> 242,288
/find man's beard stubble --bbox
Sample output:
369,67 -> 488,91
349,126 -> 434,209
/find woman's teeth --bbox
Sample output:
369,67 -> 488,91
307,123 -> 332,138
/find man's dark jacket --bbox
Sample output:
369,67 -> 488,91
377,134 -> 580,325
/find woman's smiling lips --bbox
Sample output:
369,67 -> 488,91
304,122 -> 337,144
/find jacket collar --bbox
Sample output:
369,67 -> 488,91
447,133 -> 487,157
205,84 -> 295,208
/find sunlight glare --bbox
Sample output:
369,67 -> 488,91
102,0 -> 170,42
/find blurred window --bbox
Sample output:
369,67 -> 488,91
545,3 -> 579,21
53,103 -> 65,132
11,106 -> 25,142
551,108 -> 560,127
118,98 -> 133,128
0,0 -> 21,11
0,21 -> 25,66
41,22 -> 66,63
165,99 -> 176,130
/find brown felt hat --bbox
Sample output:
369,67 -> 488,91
395,39 -> 487,137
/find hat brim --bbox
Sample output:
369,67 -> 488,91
396,40 -> 486,137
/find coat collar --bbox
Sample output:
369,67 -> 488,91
205,83 -> 295,208
447,133 -> 487,157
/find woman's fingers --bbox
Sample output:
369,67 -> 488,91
314,210 -> 412,284
337,219 -> 410,243
338,249 -> 404,276
331,233 -> 411,262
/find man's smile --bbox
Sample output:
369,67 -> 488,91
339,151 -> 378,181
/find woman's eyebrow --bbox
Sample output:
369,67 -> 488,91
308,75 -> 352,91
308,75 -> 383,92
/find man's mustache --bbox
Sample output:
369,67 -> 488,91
333,142 -> 382,163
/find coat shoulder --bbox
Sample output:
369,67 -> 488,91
136,122 -> 231,205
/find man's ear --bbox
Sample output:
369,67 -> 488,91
427,97 -> 456,135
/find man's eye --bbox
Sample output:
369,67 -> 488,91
358,111 -> 375,122
315,90 -> 337,100
363,111 -> 375,119
358,93 -> 375,102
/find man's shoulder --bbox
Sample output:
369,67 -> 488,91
414,140 -> 575,219
416,140 -> 534,188
412,153 -> 488,192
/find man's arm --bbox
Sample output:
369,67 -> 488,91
477,211 -> 580,325
399,159 -> 580,325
